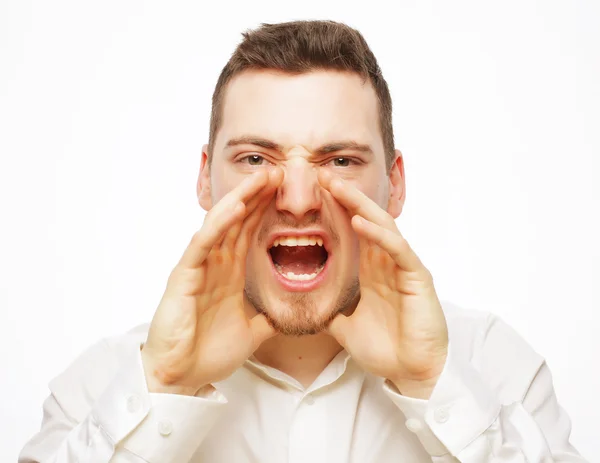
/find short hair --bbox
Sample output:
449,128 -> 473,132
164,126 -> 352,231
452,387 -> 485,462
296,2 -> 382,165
208,20 -> 395,170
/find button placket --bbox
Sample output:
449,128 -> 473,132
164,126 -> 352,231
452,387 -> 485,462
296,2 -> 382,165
289,392 -> 327,462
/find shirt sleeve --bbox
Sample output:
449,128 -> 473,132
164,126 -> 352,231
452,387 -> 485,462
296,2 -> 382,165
382,315 -> 588,462
19,342 -> 228,463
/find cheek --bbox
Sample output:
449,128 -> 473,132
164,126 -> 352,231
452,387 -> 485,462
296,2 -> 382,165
246,246 -> 267,277
353,179 -> 389,209
211,167 -> 243,200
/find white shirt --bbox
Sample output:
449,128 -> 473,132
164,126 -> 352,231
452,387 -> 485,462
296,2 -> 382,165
19,301 -> 586,462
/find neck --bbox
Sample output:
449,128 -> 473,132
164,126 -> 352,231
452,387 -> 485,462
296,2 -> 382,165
254,332 -> 344,389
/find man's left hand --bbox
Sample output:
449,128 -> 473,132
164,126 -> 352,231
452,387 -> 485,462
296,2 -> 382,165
318,171 -> 449,400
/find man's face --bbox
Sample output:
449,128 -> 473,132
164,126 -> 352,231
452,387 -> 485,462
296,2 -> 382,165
201,70 -> 399,336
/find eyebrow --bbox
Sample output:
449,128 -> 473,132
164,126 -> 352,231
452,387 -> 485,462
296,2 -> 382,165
315,141 -> 373,156
225,136 -> 374,157
225,136 -> 283,152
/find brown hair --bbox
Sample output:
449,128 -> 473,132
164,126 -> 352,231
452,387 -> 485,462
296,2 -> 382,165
208,20 -> 395,170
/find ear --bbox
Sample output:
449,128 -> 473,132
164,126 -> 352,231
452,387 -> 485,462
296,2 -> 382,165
197,144 -> 213,211
387,149 -> 406,218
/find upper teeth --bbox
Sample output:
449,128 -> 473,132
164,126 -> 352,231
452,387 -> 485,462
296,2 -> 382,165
272,236 -> 324,247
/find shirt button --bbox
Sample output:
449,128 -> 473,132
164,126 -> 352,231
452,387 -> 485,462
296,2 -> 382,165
405,418 -> 423,433
158,419 -> 173,437
126,394 -> 142,413
434,406 -> 450,423
304,395 -> 315,405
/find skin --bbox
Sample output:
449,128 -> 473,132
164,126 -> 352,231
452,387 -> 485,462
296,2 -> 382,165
205,70 -> 388,335
142,69 -> 448,399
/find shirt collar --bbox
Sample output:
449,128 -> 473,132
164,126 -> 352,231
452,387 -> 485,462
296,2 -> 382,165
245,350 -> 354,393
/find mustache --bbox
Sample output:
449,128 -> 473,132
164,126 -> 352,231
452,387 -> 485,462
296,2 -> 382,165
257,212 -> 340,245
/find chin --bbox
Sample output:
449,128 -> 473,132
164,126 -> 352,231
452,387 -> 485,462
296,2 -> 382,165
244,281 -> 360,337
276,296 -> 337,336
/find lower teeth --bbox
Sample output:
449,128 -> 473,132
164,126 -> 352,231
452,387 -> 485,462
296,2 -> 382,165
274,263 -> 325,281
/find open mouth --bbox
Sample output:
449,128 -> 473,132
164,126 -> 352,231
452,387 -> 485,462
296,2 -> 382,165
268,235 -> 329,286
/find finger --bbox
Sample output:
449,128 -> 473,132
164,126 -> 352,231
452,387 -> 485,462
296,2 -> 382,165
358,234 -> 378,280
318,170 -> 394,230
232,167 -> 283,254
178,171 -> 271,268
219,193 -> 264,248
326,313 -> 351,349
351,215 -> 424,272
250,313 -> 277,350
357,233 -> 394,285
234,190 -> 274,257
225,169 -> 272,205
178,202 -> 246,269
221,168 -> 283,249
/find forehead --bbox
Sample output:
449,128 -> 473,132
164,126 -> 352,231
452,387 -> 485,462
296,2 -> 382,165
215,70 -> 383,153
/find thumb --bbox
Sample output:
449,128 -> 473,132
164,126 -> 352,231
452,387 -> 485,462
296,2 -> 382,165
250,313 -> 277,350
327,313 -> 351,348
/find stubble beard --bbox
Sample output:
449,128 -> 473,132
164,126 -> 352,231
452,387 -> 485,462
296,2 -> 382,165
244,277 -> 360,336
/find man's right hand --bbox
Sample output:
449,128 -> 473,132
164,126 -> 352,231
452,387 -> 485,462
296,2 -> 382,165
141,168 -> 283,395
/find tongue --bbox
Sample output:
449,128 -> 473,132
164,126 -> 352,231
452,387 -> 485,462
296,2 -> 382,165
270,245 -> 327,274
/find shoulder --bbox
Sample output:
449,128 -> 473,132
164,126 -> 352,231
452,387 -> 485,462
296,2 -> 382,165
48,323 -> 150,422
440,300 -> 545,401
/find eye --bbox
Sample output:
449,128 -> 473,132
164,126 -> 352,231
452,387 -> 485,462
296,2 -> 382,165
240,154 -> 268,166
327,157 -> 355,167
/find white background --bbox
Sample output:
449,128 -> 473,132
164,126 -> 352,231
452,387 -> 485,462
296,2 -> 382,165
1,0 -> 598,460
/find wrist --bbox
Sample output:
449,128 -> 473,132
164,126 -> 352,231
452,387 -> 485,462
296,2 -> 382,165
390,343 -> 449,399
390,352 -> 447,400
141,345 -> 208,396
390,375 -> 440,400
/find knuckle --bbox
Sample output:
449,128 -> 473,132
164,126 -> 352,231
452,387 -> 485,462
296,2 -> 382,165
386,217 -> 398,230
204,207 -> 223,226
167,265 -> 187,287
422,268 -> 435,285
190,228 -> 207,246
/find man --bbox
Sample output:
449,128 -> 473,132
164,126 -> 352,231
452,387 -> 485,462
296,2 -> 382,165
20,20 -> 585,463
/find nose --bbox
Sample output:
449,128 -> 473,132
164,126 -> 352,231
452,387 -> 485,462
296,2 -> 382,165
276,148 -> 322,221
